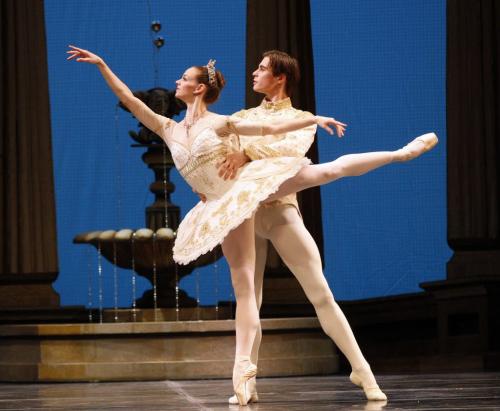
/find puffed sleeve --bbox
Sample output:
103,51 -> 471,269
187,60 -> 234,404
153,114 -> 175,143
127,97 -> 176,143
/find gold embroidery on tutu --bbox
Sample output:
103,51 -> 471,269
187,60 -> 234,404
179,148 -> 226,177
212,197 -> 232,217
200,222 -> 211,237
238,191 -> 251,205
244,143 -> 281,160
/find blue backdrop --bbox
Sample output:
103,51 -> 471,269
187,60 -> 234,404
311,0 -> 449,299
44,0 -> 450,309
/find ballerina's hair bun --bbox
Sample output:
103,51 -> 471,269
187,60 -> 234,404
195,60 -> 226,104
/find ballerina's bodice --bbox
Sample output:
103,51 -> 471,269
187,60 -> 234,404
163,116 -> 311,265
169,127 -> 238,201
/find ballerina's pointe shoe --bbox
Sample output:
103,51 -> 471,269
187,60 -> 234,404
228,391 -> 258,405
234,363 -> 258,406
228,375 -> 258,404
394,132 -> 438,162
350,371 -> 388,401
364,400 -> 388,410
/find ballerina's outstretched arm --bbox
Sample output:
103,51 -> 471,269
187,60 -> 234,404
66,45 -> 173,142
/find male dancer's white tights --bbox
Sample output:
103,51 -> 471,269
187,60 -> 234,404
228,135 -> 435,398
251,205 -> 377,388
247,143 -> 433,386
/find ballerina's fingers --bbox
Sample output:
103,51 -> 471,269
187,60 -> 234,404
66,50 -> 80,60
66,52 -> 91,63
67,45 -> 93,60
68,45 -> 86,52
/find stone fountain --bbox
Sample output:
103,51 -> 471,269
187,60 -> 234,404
73,87 -> 222,309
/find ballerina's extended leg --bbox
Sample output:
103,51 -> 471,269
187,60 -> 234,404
266,132 -> 438,202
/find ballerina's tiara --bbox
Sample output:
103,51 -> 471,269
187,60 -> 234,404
206,59 -> 217,87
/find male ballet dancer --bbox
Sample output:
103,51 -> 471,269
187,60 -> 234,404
217,50 -> 387,403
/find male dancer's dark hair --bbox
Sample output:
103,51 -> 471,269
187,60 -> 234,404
262,50 -> 300,96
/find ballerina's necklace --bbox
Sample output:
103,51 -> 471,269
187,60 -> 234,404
183,94 -> 207,140
183,111 -> 207,139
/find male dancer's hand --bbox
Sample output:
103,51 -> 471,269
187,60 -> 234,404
217,151 -> 250,180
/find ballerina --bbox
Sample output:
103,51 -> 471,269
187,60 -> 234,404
67,45 -> 437,405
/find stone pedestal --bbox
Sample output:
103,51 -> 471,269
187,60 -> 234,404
0,318 -> 338,382
421,277 -> 500,356
0,273 -> 60,309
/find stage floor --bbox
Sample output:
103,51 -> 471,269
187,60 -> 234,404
0,372 -> 498,410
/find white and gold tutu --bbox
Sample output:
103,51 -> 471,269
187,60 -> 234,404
170,126 -> 309,265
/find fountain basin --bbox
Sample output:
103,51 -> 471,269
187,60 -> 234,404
74,229 -> 222,307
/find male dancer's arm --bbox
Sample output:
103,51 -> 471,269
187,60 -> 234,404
218,109 -> 317,180
244,123 -> 317,160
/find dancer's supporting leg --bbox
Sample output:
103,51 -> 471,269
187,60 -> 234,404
228,232 -> 266,405
221,217 -> 259,406
251,235 -> 268,370
266,133 -> 437,202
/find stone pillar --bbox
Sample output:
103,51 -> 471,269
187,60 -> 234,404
421,0 -> 500,365
0,0 -> 60,309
